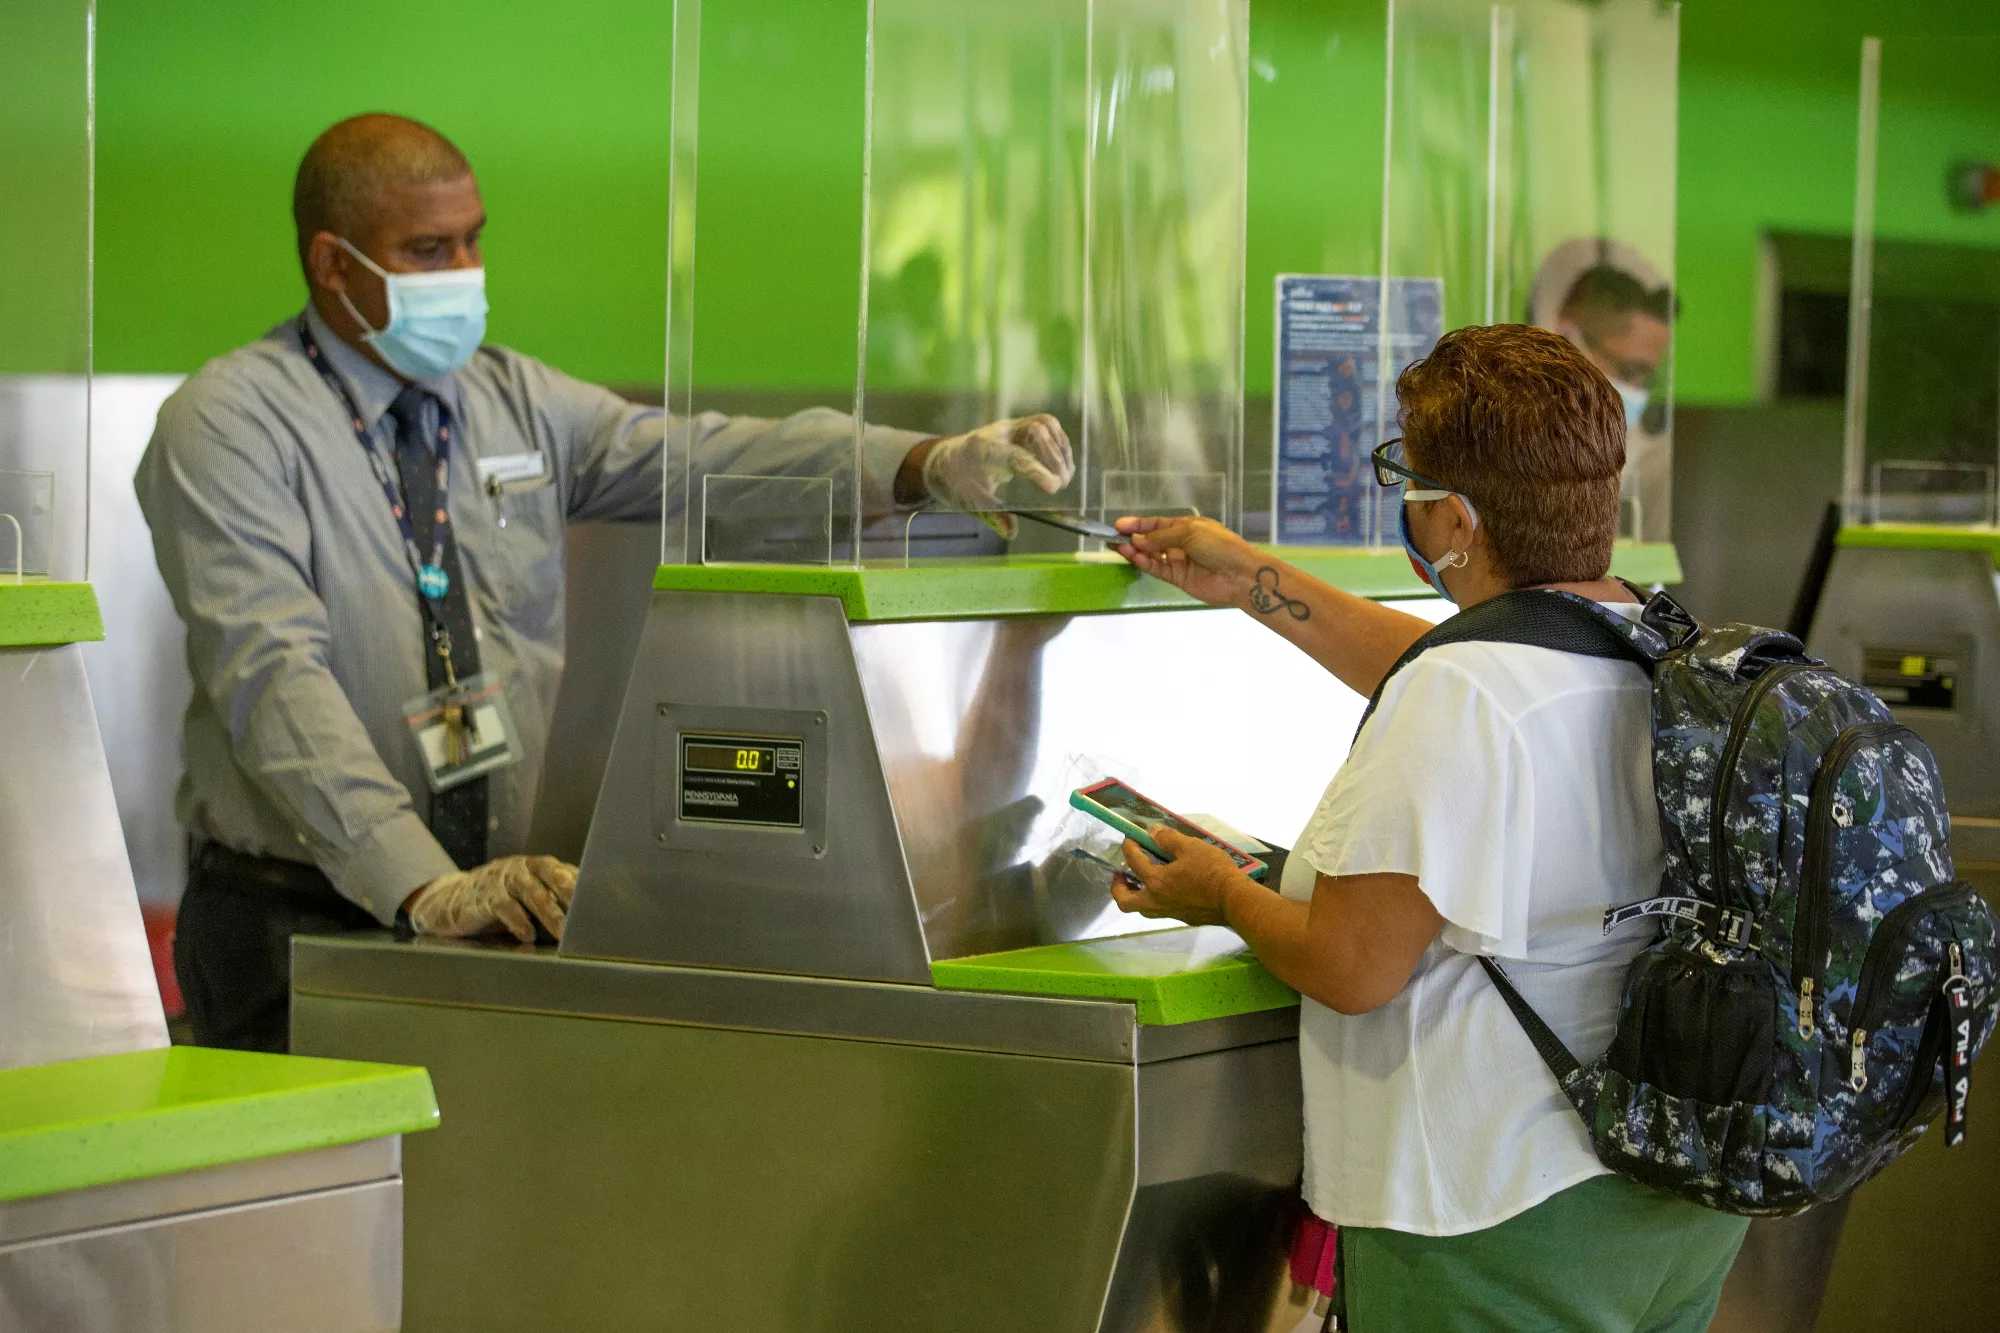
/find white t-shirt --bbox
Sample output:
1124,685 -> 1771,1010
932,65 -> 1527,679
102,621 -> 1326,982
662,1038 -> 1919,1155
1282,605 -> 1662,1237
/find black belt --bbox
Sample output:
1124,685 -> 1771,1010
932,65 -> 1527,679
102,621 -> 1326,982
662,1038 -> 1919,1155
190,840 -> 344,909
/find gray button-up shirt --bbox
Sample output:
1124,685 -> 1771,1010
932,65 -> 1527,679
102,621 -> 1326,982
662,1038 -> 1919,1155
137,306 -> 922,923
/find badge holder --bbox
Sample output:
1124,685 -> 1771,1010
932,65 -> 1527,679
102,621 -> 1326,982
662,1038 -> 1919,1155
402,649 -> 525,794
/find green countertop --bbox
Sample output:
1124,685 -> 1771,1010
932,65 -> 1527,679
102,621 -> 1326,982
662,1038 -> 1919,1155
0,582 -> 103,647
1838,523 -> 2000,568
0,1046 -> 439,1204
654,541 -> 1683,622
930,926 -> 1299,1026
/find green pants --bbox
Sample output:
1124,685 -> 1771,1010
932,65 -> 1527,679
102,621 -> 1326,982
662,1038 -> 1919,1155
1342,1174 -> 1751,1332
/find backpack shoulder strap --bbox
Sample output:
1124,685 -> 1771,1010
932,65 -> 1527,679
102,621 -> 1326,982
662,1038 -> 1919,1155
1681,621 -> 1815,680
1354,588 -> 1685,741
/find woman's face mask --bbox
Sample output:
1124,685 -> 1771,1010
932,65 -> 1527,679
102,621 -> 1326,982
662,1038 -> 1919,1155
1399,491 -> 1479,606
336,237 -> 488,381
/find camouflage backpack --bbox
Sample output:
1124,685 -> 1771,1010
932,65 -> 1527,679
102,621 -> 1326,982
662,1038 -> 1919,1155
1363,586 -> 2000,1214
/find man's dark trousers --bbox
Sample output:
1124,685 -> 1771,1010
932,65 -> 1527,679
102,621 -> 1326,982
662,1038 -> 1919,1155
173,842 -> 380,1053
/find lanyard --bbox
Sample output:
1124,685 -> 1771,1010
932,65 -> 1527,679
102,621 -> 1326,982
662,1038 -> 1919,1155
298,317 -> 464,681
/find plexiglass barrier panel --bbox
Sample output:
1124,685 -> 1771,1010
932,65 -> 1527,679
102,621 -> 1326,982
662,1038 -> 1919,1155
1843,36 -> 2000,530
1101,470 -> 1227,522
1247,3 -> 1389,545
1377,0 -> 1677,544
860,0 -> 1248,547
1078,0 -> 1249,531
660,0 -> 1249,567
0,471 -> 56,580
0,0 -> 92,582
861,0 -> 1089,512
860,0 -> 1248,544
660,0 -> 701,567
660,0 -> 1248,565
660,0 -> 872,567
701,475 -> 835,566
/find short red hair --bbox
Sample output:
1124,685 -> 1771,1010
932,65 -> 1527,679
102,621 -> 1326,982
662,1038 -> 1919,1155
1396,323 -> 1626,586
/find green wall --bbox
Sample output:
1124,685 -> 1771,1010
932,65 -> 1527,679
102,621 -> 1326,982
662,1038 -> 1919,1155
682,1 -> 868,394
1245,2 -> 1389,400
2,0 -> 90,374
95,0 -> 678,386
93,0 -> 2000,405
1678,6 -> 2000,404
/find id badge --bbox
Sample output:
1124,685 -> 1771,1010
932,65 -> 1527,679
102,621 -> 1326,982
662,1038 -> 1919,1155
402,673 -> 525,792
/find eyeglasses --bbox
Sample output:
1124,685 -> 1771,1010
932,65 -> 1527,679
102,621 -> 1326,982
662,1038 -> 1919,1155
1371,439 -> 1454,500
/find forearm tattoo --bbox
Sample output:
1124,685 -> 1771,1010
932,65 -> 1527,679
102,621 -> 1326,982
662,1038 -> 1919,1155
1247,567 -> 1310,621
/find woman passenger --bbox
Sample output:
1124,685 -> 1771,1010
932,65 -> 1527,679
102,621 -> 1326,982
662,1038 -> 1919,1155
1108,324 -> 1748,1331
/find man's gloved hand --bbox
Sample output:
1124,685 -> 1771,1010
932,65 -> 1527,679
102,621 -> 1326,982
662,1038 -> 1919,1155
922,414 -> 1075,538
404,855 -> 577,943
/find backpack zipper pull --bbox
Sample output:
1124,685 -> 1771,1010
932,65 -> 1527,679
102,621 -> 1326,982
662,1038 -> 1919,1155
1849,1027 -> 1868,1093
1798,977 -> 1816,1039
1945,940 -> 1973,1147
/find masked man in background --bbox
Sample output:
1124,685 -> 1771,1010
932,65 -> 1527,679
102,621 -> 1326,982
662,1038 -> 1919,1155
136,112 -> 1073,1051
1531,244 -> 1676,542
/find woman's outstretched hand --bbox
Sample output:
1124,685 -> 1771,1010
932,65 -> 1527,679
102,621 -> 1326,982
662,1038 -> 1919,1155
1116,511 -> 1434,704
1112,516 -> 1260,608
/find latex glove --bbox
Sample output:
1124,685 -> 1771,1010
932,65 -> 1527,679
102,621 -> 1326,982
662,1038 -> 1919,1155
922,414 -> 1074,538
405,855 -> 577,943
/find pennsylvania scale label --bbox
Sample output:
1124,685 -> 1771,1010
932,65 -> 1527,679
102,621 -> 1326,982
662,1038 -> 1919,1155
678,731 -> 805,827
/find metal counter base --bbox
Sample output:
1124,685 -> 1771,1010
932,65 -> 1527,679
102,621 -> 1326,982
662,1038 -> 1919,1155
292,935 -> 1309,1333
0,1137 -> 404,1333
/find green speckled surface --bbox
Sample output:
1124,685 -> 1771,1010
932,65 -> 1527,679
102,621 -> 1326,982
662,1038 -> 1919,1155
1269,543 -> 1678,595
655,553 -> 1196,619
0,1047 -> 439,1203
653,541 -> 1681,621
930,926 -> 1299,1025
1837,523 -> 2000,568
0,582 -> 103,646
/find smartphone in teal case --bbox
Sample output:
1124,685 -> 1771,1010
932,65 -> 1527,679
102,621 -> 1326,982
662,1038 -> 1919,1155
1069,778 -> 1268,880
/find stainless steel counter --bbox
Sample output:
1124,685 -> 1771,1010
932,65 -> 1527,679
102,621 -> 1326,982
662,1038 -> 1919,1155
0,1138 -> 405,1333
562,593 -> 1371,983
292,584 -> 1349,1330
293,934 -> 1308,1333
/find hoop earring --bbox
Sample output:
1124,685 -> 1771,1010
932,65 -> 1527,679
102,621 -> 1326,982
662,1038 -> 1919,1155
1436,549 -> 1469,571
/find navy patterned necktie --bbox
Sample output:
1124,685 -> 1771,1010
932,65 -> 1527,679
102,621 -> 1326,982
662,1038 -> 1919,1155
388,385 -> 488,870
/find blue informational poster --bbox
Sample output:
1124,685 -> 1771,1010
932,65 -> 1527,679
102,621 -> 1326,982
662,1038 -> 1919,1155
1272,275 -> 1444,545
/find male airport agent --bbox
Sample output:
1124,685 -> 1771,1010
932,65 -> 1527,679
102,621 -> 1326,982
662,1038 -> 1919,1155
1541,258 -> 1676,540
136,113 -> 1073,1052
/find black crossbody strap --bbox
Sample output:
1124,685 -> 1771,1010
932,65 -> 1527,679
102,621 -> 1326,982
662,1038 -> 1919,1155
1478,956 -> 1583,1083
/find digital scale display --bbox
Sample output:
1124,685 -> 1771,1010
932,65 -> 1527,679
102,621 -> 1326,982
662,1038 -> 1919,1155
679,731 -> 804,827
685,743 -> 778,775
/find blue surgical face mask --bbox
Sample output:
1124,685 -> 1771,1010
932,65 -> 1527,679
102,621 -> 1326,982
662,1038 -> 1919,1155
336,237 -> 488,380
1399,491 -> 1478,606
1614,379 -> 1650,431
